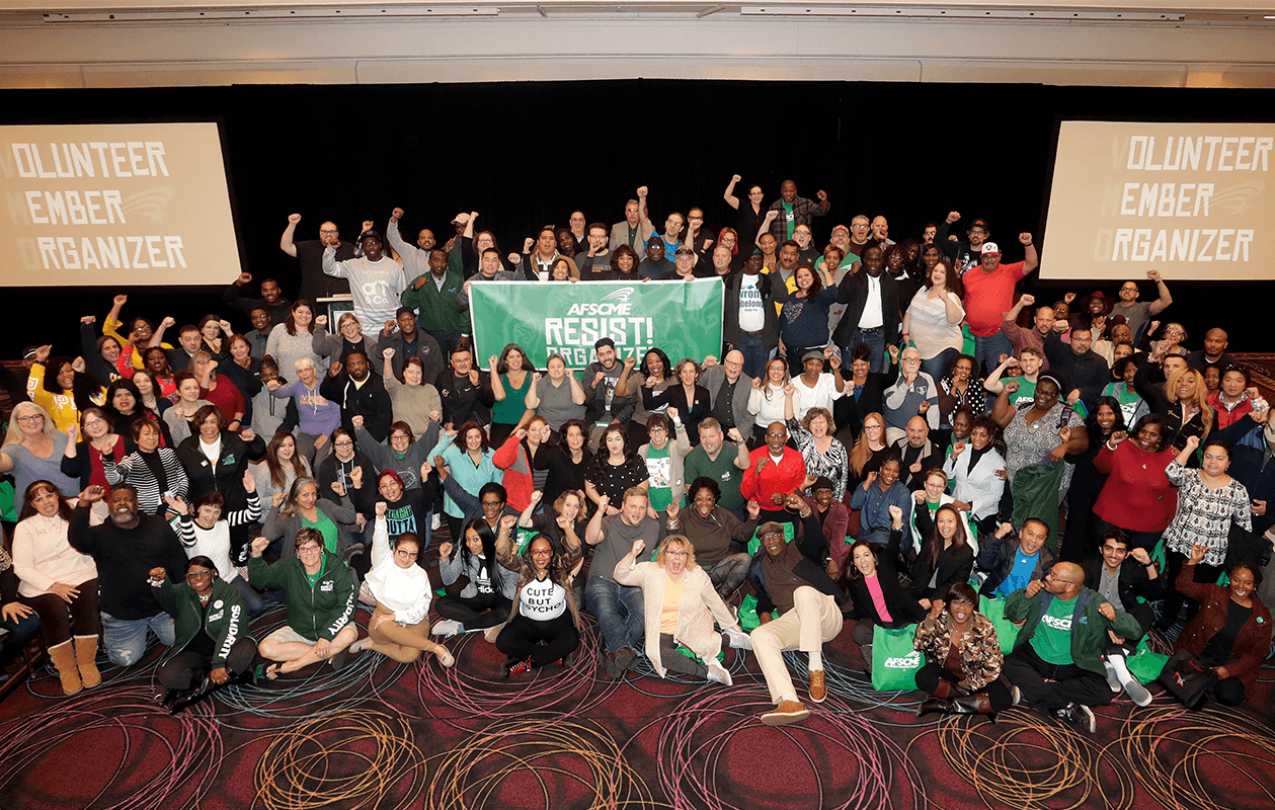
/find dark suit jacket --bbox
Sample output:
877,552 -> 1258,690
832,270 -> 902,349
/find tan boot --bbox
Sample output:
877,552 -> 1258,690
74,635 -> 102,689
49,641 -> 83,696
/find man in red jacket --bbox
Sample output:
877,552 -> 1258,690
740,421 -> 807,530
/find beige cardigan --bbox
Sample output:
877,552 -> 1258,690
613,552 -> 739,678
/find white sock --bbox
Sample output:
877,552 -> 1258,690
1108,654 -> 1135,686
808,651 -> 823,671
779,691 -> 800,704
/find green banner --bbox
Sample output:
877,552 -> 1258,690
468,279 -> 724,369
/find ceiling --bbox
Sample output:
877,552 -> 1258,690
3,1 -> 1275,89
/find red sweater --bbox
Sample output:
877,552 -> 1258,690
492,436 -> 533,512
1092,441 -> 1178,532
740,447 -> 806,508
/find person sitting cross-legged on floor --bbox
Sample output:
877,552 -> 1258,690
1001,561 -> 1143,733
248,527 -> 358,679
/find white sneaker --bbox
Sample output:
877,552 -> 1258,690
724,628 -> 753,651
432,619 -> 463,638
431,513 -> 441,531
706,659 -> 733,687
1122,677 -> 1154,707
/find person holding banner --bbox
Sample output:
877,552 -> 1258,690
526,354 -> 587,432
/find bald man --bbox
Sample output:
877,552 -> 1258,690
891,415 -> 941,492
1186,327 -> 1236,373
1001,560 -> 1142,734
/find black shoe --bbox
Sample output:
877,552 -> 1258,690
917,698 -> 954,717
328,648 -> 348,671
1053,702 -> 1096,734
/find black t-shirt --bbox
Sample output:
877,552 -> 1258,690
295,239 -> 356,303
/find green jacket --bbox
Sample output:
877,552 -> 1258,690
154,576 -> 249,669
1004,586 -> 1142,675
248,552 -> 355,642
400,267 -> 467,335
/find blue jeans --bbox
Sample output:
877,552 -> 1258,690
972,331 -> 1012,378
920,347 -> 959,383
731,333 -> 770,381
0,610 -> 40,663
101,610 -> 175,667
584,576 -> 644,653
844,328 -> 887,373
231,575 -> 268,618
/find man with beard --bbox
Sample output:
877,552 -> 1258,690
764,179 -> 830,242
934,212 -> 991,276
610,187 -> 656,261
69,484 -> 187,667
322,230 -> 408,329
280,213 -> 355,302
223,271 -> 290,330
576,222 -> 614,279
320,349 -> 393,442
584,339 -> 637,450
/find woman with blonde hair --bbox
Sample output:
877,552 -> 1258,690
0,402 -> 79,513
848,411 -> 889,486
613,534 -> 748,684
312,311 -> 377,364
1163,366 -> 1213,455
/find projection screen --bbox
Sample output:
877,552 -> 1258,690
1,121 -> 240,287
1041,120 -> 1274,281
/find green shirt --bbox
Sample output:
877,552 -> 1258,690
305,556 -> 327,588
645,444 -> 673,512
303,510 -> 339,554
1010,377 -> 1037,409
1031,594 -> 1078,665
781,202 -> 795,240
684,444 -> 745,512
492,373 -> 532,425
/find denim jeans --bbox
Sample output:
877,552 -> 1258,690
101,610 -> 175,667
844,328 -> 887,373
972,331 -> 1012,378
731,333 -> 770,381
584,577 -> 644,653
0,610 -> 40,664
920,347 -> 959,383
231,575 -> 268,617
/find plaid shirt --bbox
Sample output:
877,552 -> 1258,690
767,196 -> 828,241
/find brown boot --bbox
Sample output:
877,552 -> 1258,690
49,641 -> 83,696
74,635 -> 102,689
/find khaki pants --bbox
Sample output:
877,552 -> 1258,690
750,586 -> 843,704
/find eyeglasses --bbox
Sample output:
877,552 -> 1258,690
185,570 -> 213,579
395,549 -> 419,560
320,229 -> 339,235
16,415 -> 43,423
481,499 -> 503,508
334,440 -> 354,448
83,419 -> 106,428
297,546 -> 322,556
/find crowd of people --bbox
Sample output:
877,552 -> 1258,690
0,176 -> 1270,731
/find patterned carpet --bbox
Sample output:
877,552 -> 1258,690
1,599 -> 1273,810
